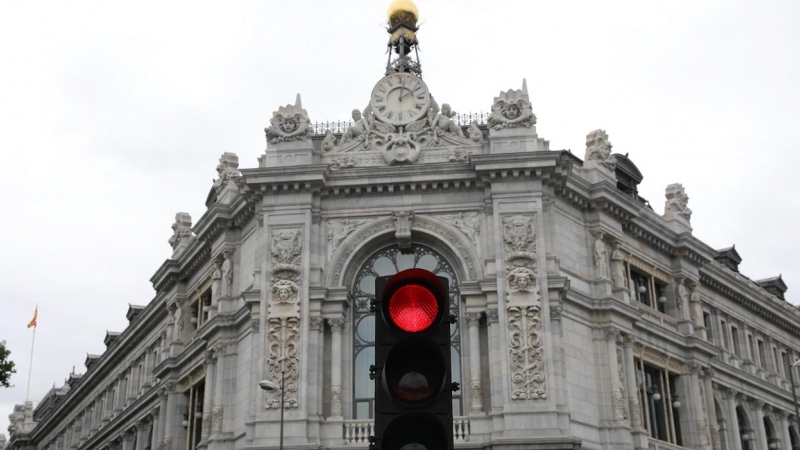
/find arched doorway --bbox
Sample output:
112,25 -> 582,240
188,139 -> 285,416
763,416 -> 778,449
737,406 -> 753,450
714,399 -> 729,450
351,245 -> 463,419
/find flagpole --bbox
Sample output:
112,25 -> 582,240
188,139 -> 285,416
25,306 -> 37,403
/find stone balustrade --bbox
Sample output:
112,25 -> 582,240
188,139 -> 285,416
343,417 -> 471,445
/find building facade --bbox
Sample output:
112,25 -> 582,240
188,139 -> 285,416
4,2 -> 800,450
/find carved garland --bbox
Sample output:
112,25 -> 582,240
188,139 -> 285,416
502,215 -> 546,400
265,228 -> 303,410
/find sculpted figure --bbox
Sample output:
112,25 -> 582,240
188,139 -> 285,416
429,103 -> 464,137
468,121 -> 483,143
221,252 -> 233,297
172,305 -> 184,341
211,262 -> 222,302
593,233 -> 608,279
611,247 -> 626,290
341,109 -> 373,143
664,184 -> 692,222
321,130 -> 336,151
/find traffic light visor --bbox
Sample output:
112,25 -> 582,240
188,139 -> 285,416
384,335 -> 446,403
382,268 -> 447,334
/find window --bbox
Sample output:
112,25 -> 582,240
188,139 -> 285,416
189,287 -> 212,331
636,359 -> 682,446
352,245 -> 462,419
748,335 -> 756,362
629,268 -> 668,313
703,312 -> 713,343
772,347 -> 779,374
782,351 -> 791,379
184,380 -> 205,450
731,327 -> 742,357
757,340 -> 767,368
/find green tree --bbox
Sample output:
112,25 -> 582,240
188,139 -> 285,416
0,340 -> 16,388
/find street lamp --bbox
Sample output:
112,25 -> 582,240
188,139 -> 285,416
259,369 -> 285,450
790,359 -> 800,433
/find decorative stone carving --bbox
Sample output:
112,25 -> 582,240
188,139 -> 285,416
265,228 -> 303,410
378,122 -> 423,165
171,304 -> 183,341
328,219 -> 367,253
341,108 -> 373,145
447,147 -> 469,162
584,129 -> 616,171
663,183 -> 692,222
593,231 -> 608,280
211,406 -> 223,434
616,346 -> 628,419
468,121 -> 483,143
265,94 -> 312,144
502,214 -> 545,400
221,251 -> 233,298
486,310 -> 499,323
430,102 -> 465,138
677,279 -> 689,315
309,316 -> 323,331
604,326 -> 620,340
438,212 -> 480,243
211,152 -> 240,198
698,378 -> 711,447
550,305 -> 562,320
393,211 -> 414,249
611,243 -> 627,290
689,284 -> 702,323
489,79 -> 536,130
321,130 -> 336,152
465,313 -> 481,328
211,261 -> 222,304
168,213 -> 192,250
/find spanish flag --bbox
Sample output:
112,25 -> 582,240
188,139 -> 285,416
27,306 -> 37,329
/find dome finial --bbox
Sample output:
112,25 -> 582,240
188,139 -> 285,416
387,0 -> 419,26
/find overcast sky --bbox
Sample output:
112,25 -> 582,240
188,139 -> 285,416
1,0 -> 799,435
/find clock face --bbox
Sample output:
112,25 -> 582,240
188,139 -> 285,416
370,73 -> 431,126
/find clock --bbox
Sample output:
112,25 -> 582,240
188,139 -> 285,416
370,73 -> 431,126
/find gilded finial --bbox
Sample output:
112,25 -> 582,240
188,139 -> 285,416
387,0 -> 419,26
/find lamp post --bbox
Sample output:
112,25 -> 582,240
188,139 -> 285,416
259,369 -> 285,450
790,359 -> 800,434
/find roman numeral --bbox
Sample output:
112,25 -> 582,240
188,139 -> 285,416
378,106 -> 386,112
398,112 -> 404,120
387,112 -> 394,119
374,96 -> 385,104
415,104 -> 423,110
417,95 -> 425,100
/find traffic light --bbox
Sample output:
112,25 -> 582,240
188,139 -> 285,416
371,268 -> 458,450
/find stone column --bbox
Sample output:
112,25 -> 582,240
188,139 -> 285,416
163,382 -> 177,450
201,349 -> 216,442
466,313 -> 484,414
121,430 -> 135,450
686,362 -> 712,450
485,309 -> 503,412
725,389 -> 743,450
702,368 -> 722,450
212,344 -> 225,436
754,400 -> 769,450
156,388 -> 168,450
623,334 -> 648,449
328,318 -> 345,418
134,421 -> 147,450
604,327 -> 626,422
778,410 -> 792,450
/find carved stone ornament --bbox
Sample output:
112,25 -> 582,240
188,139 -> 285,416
168,212 -> 192,249
488,79 -> 536,130
465,313 -> 482,328
266,228 -> 303,410
616,347 -> 628,420
211,406 -> 223,434
211,152 -> 240,197
321,129 -> 336,152
508,305 -> 546,400
610,244 -> 627,290
265,94 -> 312,145
393,211 -> 414,249
327,97 -> 472,166
327,218 -> 367,254
593,231 -> 609,280
437,212 -> 480,243
468,121 -> 483,143
502,214 -> 545,400
550,305 -> 562,320
331,385 -> 343,416
663,183 -> 692,222
584,129 -> 617,171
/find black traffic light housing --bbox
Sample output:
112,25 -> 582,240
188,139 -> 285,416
371,268 -> 457,450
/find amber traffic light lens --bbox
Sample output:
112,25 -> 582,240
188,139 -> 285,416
384,336 -> 445,403
388,284 -> 439,333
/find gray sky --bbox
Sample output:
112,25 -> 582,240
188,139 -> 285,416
1,0 -> 799,434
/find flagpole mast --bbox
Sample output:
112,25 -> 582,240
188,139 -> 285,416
25,305 -> 37,403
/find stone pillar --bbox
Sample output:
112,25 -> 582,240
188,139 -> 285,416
605,327 -> 626,422
201,349 -> 216,442
121,430 -> 135,450
685,362 -> 712,450
163,383 -> 177,450
328,318 -> 345,418
212,344 -> 225,436
486,309 -> 503,412
754,400 -> 769,450
134,421 -> 147,450
702,368 -> 722,450
725,389 -> 743,450
156,389 -> 167,450
466,313 -> 484,414
779,410 -> 792,450
622,335 -> 644,431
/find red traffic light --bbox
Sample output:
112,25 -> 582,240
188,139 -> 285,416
388,284 -> 439,333
382,268 -> 448,334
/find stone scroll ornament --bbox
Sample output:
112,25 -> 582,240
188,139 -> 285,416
265,228 -> 303,410
502,215 -> 546,400
584,130 -> 617,171
488,79 -> 536,131
265,94 -> 312,145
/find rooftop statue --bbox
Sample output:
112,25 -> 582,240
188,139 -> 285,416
489,79 -> 536,130
265,94 -> 312,145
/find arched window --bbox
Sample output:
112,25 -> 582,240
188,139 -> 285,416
352,245 -> 462,419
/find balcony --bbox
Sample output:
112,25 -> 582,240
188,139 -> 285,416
648,438 -> 688,450
343,417 -> 471,445
635,302 -> 678,332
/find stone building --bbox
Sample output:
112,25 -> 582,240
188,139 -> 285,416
4,1 -> 800,450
